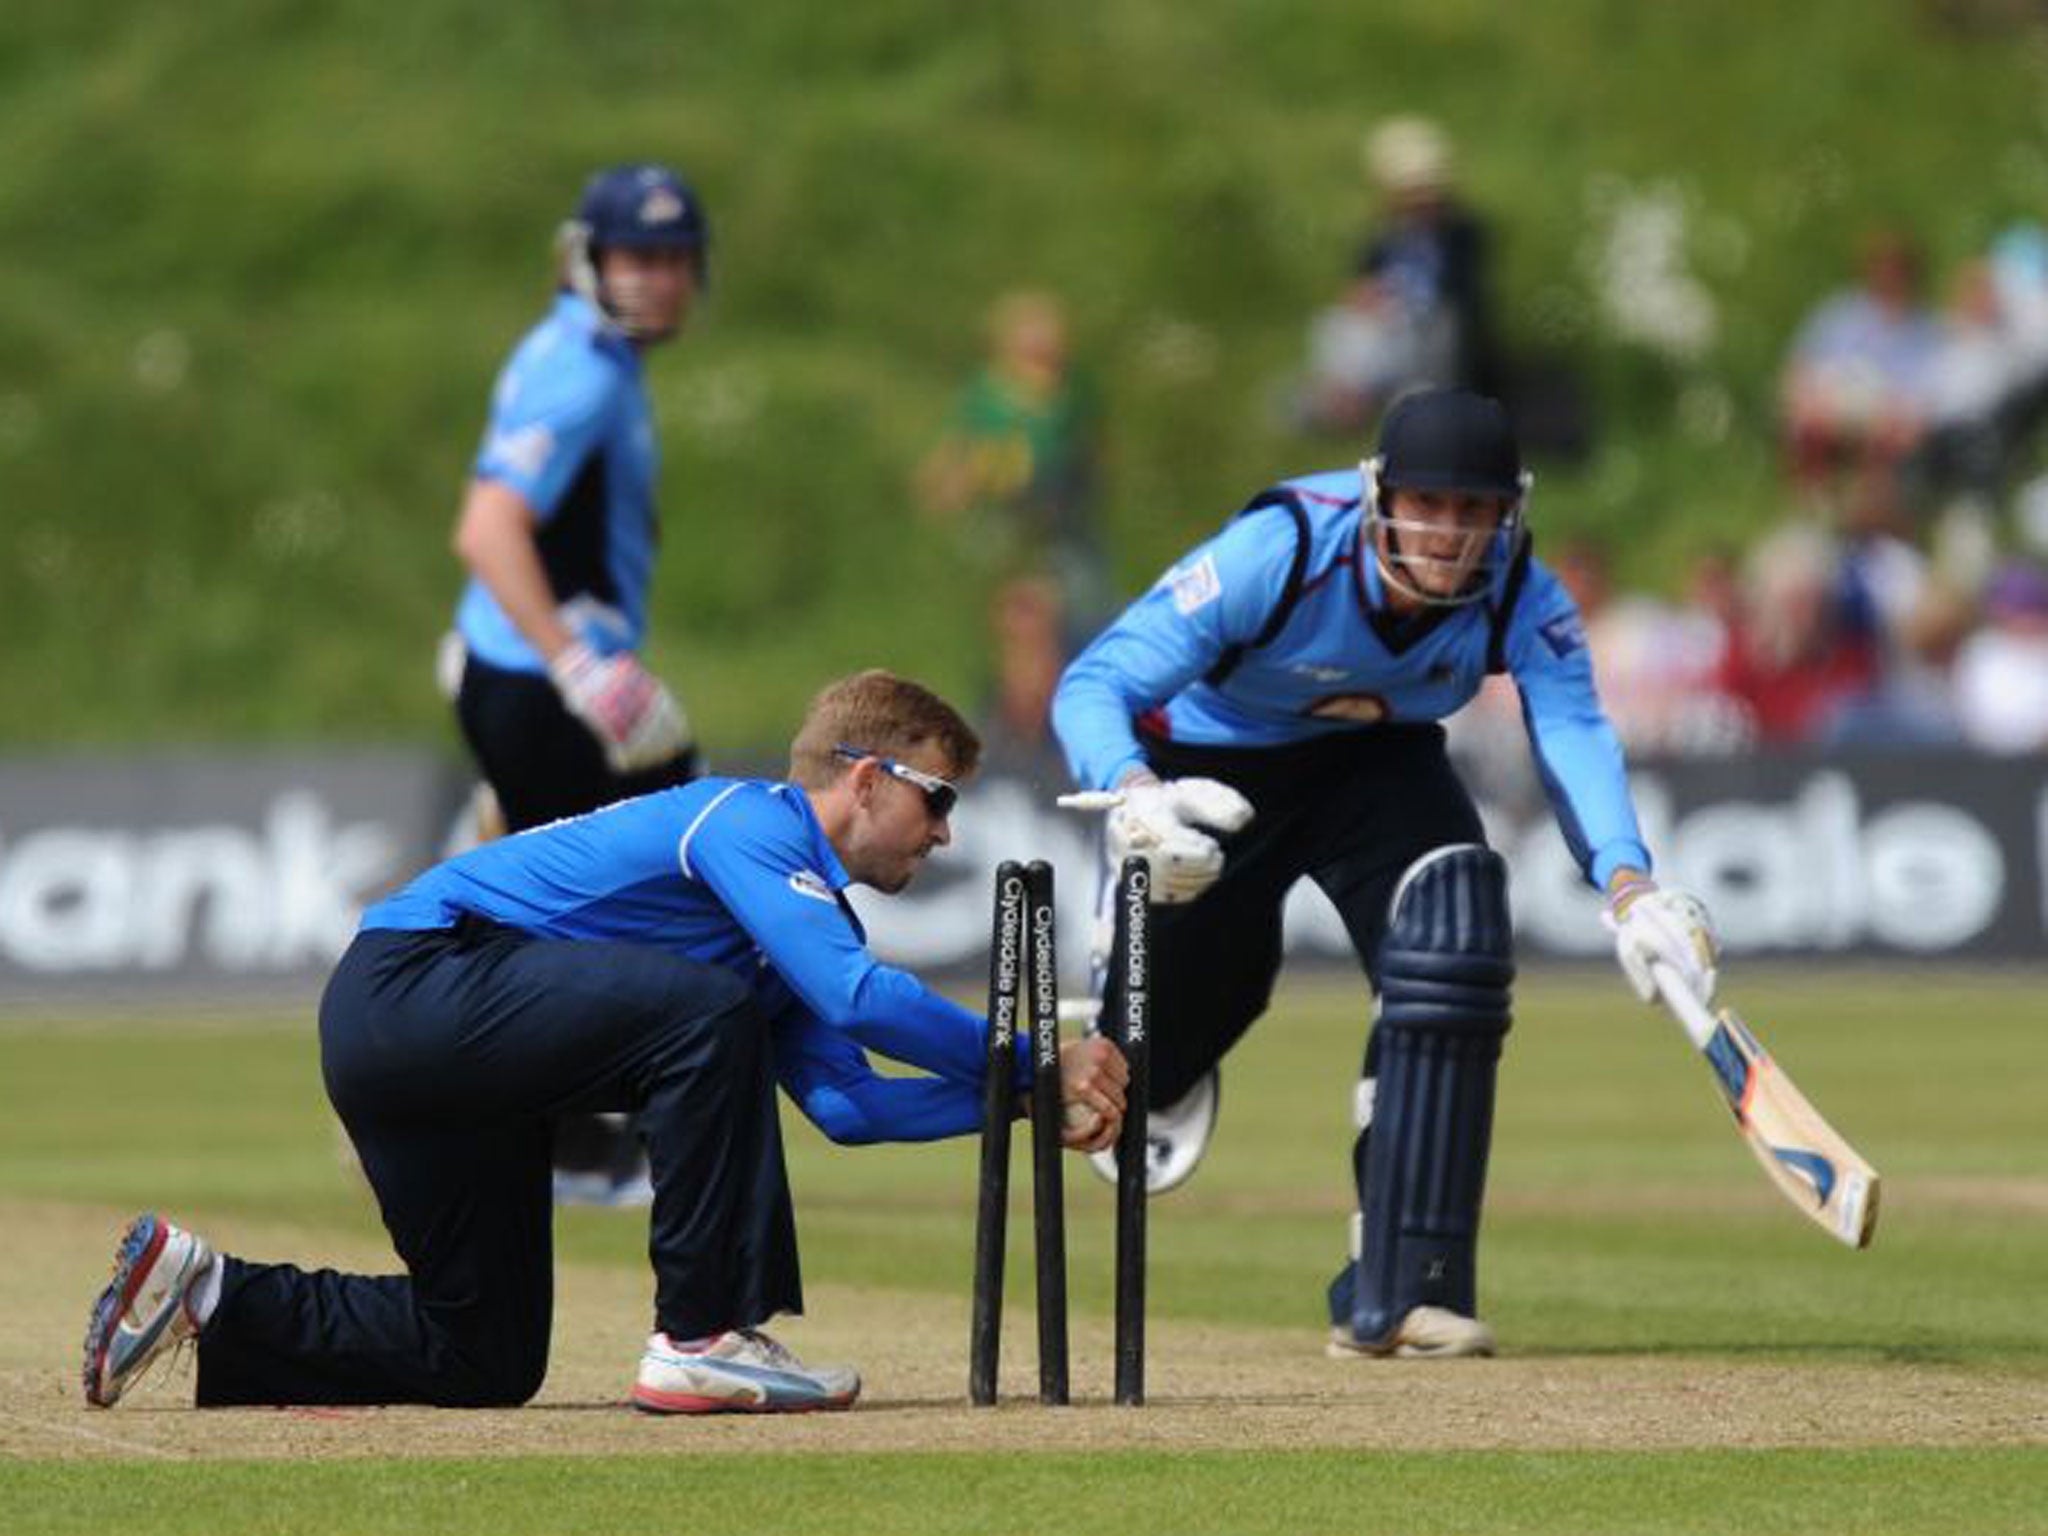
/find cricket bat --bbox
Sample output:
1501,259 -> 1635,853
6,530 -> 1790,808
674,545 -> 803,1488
1650,965 -> 1880,1249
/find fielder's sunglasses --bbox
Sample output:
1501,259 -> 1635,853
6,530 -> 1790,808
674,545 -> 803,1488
833,743 -> 959,819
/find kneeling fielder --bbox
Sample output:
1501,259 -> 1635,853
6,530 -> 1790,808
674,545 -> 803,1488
83,672 -> 1126,1415
1052,388 -> 1716,1357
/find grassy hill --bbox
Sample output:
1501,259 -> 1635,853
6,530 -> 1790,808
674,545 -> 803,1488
3,0 -> 2044,749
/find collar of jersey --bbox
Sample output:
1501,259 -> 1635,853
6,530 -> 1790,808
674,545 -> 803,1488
551,290 -> 642,370
775,781 -> 854,894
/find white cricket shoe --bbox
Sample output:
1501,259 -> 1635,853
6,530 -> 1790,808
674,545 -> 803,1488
1326,1304 -> 1496,1360
82,1213 -> 216,1407
632,1329 -> 861,1414
1087,1066 -> 1219,1196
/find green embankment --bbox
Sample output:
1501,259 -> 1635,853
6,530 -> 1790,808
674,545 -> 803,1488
3,3 -> 2044,749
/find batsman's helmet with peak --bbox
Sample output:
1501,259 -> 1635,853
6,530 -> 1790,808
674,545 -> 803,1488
1375,388 -> 1523,498
573,164 -> 710,260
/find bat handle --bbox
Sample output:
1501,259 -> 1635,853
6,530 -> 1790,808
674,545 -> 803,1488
1649,962 -> 1719,1051
1055,790 -> 1124,813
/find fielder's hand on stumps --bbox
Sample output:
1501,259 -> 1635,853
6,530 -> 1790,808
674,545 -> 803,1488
1057,775 -> 1255,904
1055,1035 -> 1129,1153
548,642 -> 693,773
1603,872 -> 1718,1009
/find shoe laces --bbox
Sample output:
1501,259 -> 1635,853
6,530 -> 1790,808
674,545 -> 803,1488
735,1328 -> 799,1368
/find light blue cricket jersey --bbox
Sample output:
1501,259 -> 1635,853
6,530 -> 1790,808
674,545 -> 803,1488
455,292 -> 661,672
363,778 -> 1014,1143
1051,469 -> 1651,888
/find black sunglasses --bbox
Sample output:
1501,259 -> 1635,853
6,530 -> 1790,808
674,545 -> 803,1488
833,743 -> 959,819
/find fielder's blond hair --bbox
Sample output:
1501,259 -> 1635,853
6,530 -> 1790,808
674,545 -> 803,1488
788,670 -> 983,788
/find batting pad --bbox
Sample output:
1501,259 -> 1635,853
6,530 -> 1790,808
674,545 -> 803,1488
1347,845 -> 1513,1345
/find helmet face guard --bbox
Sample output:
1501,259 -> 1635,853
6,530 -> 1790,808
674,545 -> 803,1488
1362,455 -> 1532,608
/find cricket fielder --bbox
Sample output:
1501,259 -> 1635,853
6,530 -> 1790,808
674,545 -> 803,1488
83,673 -> 1127,1415
1052,387 -> 1717,1357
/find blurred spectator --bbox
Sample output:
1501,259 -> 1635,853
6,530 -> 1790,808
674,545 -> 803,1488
977,575 -> 1069,771
1834,487 -> 1931,670
1822,580 -> 1972,748
1910,257 -> 2039,518
1671,545 -> 1740,678
1780,230 -> 1944,528
1293,116 -> 1500,435
1713,523 -> 1878,745
1952,562 -> 2048,753
1988,220 -> 2048,383
916,289 -> 1110,762
1926,259 -> 2027,437
1549,537 -> 1746,755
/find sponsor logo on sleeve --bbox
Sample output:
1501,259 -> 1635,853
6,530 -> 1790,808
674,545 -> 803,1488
1538,611 -> 1588,659
787,869 -> 836,903
1168,554 -> 1223,616
486,423 -> 556,482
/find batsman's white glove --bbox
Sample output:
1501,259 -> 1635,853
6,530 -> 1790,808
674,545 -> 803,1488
548,642 -> 692,773
1063,776 -> 1255,904
1602,876 -> 1718,1008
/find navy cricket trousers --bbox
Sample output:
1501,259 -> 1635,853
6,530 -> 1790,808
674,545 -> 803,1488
193,921 -> 800,1407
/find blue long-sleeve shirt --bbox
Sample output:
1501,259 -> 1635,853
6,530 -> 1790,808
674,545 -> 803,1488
1051,470 -> 1650,888
455,291 -> 661,671
363,778 -> 1018,1143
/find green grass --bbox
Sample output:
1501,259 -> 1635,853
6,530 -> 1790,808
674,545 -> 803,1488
4,972 -> 2043,1365
2,970 -> 2044,1531
4,3 -> 2047,748
5,1447 -> 2048,1536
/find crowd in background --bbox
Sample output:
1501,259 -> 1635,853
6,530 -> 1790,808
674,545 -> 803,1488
1530,217 -> 2048,761
919,117 -> 2048,767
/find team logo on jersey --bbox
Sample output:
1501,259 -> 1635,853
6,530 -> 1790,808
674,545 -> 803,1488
486,423 -> 556,481
787,869 -> 836,904
1291,662 -> 1350,683
1167,554 -> 1222,616
1306,691 -> 1390,724
1538,611 -> 1588,659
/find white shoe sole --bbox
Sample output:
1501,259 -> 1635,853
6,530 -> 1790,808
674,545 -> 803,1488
1326,1305 -> 1495,1360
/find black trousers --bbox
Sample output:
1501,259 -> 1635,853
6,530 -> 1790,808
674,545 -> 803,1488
193,923 -> 799,1407
1112,724 -> 1488,1105
455,653 -> 697,833
454,651 -> 698,1183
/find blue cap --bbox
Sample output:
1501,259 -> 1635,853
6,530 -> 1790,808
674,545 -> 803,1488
574,164 -> 709,252
1377,388 -> 1522,498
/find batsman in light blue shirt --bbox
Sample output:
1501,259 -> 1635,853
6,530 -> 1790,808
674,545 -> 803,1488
1051,389 -> 1720,1361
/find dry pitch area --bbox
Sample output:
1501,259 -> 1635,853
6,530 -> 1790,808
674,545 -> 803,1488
4,1197 -> 2043,1463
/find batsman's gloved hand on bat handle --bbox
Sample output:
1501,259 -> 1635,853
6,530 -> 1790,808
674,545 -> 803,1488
1602,871 -> 1718,1007
1060,773 -> 1256,904
548,641 -> 693,774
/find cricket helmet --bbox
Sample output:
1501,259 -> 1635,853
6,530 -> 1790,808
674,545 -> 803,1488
1362,387 -> 1531,608
573,164 -> 709,256
558,163 -> 709,339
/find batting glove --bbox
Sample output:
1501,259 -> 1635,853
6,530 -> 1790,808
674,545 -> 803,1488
1602,877 -> 1718,1008
548,642 -> 692,774
1098,776 -> 1256,905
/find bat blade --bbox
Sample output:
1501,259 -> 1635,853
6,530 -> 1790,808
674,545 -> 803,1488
1654,971 -> 1881,1249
